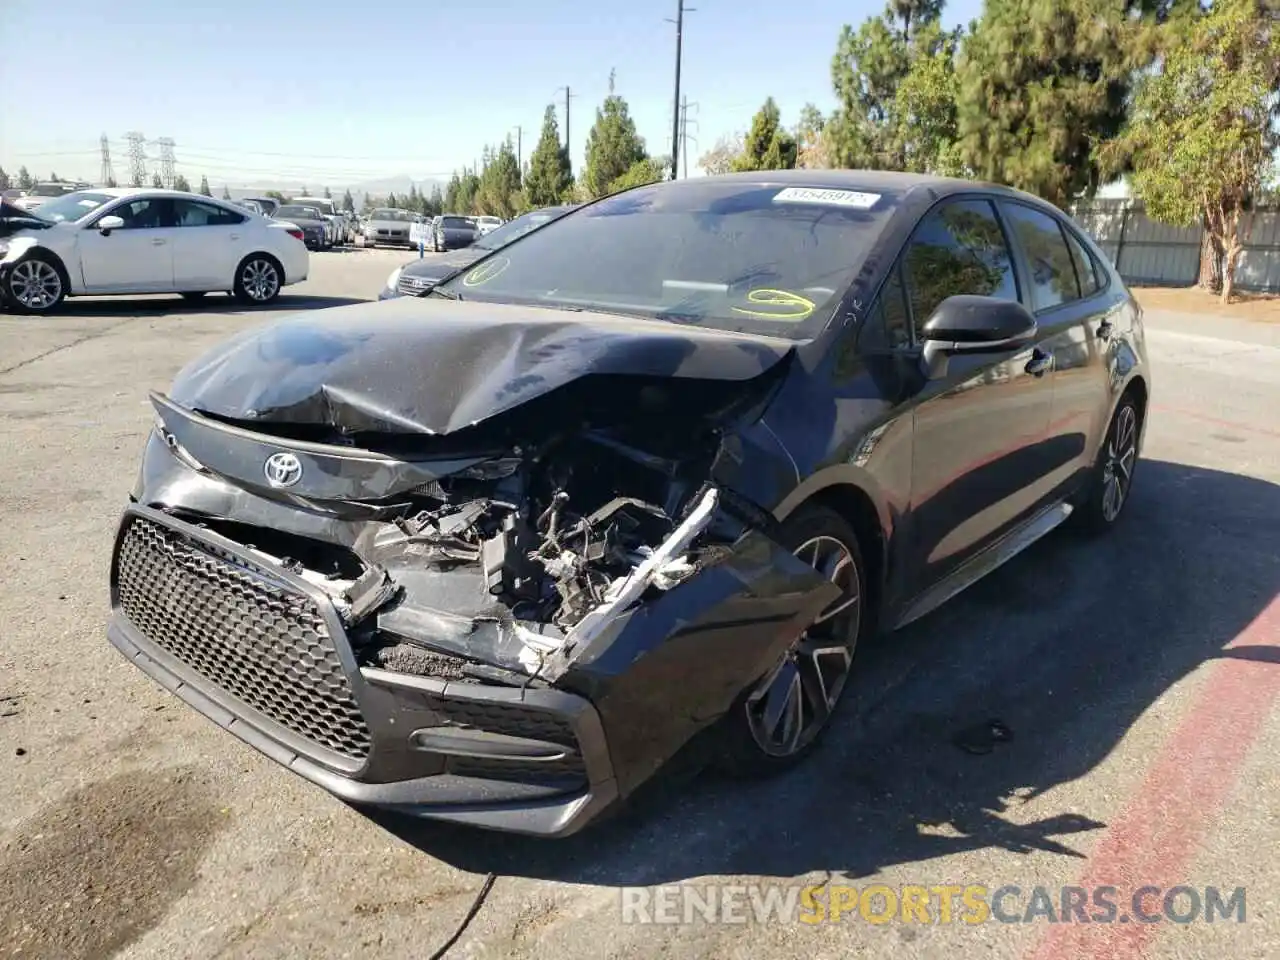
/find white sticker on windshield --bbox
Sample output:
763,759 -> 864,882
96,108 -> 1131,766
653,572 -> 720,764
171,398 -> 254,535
77,199 -> 99,207
773,187 -> 881,209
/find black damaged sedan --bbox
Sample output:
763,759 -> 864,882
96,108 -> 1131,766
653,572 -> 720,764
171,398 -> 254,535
108,171 -> 1149,836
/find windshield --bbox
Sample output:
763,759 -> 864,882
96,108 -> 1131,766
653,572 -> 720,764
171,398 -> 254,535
297,200 -> 335,214
474,208 -> 565,250
435,182 -> 894,338
478,216 -> 501,225
32,183 -> 76,197
441,216 -> 473,229
32,192 -> 113,223
277,205 -> 323,219
372,209 -> 414,221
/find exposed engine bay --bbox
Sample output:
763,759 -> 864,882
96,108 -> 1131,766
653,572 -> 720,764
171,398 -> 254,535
150,369 -> 788,684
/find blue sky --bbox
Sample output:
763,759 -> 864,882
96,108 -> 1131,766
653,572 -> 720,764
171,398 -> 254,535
0,0 -> 983,191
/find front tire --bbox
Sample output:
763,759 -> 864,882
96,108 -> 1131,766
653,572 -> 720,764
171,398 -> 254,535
232,255 -> 282,305
4,252 -> 67,314
716,504 -> 868,777
1073,394 -> 1141,533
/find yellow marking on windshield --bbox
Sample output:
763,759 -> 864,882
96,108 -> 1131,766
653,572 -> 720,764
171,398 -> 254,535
462,257 -> 510,286
730,288 -> 816,320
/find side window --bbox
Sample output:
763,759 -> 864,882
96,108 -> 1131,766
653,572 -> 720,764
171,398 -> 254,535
110,198 -> 166,229
901,199 -> 1018,339
1001,202 -> 1081,311
859,267 -> 912,350
173,199 -> 245,227
1062,227 -> 1101,298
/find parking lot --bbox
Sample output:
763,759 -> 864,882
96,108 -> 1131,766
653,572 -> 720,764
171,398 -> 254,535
1,249 -> 1277,960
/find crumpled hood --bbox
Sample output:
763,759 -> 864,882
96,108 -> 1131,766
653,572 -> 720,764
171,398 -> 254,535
168,297 -> 796,436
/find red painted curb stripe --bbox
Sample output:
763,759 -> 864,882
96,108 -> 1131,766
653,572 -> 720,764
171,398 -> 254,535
1027,593 -> 1280,960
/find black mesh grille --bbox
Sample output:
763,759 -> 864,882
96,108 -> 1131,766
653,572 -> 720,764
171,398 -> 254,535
115,516 -> 372,760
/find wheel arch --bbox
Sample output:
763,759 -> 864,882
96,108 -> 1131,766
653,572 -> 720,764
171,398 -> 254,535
1116,372 -> 1150,452
774,475 -> 892,631
236,249 -> 284,279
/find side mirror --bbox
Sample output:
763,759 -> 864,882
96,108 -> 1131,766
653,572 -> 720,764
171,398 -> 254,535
919,295 -> 1037,380
97,215 -> 125,236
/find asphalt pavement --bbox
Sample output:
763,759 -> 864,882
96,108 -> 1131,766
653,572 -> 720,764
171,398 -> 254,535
1,254 -> 1276,960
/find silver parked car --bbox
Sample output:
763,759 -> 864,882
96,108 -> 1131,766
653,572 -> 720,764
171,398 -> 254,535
363,207 -> 417,248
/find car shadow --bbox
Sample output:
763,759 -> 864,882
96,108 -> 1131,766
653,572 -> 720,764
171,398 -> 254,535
369,458 -> 1280,886
52,294 -> 368,315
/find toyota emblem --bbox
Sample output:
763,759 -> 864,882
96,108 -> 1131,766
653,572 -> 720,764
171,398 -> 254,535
263,451 -> 303,488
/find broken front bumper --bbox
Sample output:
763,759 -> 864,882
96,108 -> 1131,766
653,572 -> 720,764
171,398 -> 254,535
107,505 -> 619,836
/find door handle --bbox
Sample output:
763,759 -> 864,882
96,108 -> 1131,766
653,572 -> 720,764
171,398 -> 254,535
1024,349 -> 1053,378
229,234 -> 240,240
151,238 -> 167,246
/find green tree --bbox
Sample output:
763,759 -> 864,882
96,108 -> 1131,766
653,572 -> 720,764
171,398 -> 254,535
387,191 -> 398,208
342,189 -> 355,212
0,166 -> 9,191
49,172 -> 61,182
456,170 -> 481,213
444,173 -> 462,212
795,105 -> 830,169
608,157 -> 669,193
733,98 -> 798,171
477,138 -> 523,217
152,173 -> 164,188
828,1 -> 958,173
222,185 -> 232,200
198,175 -> 212,196
525,104 -> 573,206
407,184 -> 420,212
427,183 -> 444,216
1103,0 -> 1280,302
16,166 -> 33,190
300,185 -> 309,197
582,70 -> 648,198
323,185 -> 332,200
265,190 -> 289,204
360,194 -> 377,214
173,174 -> 192,192
955,0 -> 1156,206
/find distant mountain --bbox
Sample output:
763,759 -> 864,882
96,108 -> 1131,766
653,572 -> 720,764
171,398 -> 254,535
214,176 -> 445,209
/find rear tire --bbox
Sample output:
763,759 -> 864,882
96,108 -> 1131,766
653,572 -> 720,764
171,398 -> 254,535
3,251 -> 67,314
232,254 -> 282,305
715,504 -> 869,778
1072,394 -> 1141,534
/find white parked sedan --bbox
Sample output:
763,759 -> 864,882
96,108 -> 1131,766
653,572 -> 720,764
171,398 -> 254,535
0,188 -> 309,314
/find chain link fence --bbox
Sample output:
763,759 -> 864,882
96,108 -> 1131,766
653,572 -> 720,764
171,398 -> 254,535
1069,200 -> 1280,292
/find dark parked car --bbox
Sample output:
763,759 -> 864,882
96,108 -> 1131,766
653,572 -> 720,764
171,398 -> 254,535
107,171 -> 1148,837
432,213 -> 480,251
379,205 -> 578,299
274,204 -> 329,250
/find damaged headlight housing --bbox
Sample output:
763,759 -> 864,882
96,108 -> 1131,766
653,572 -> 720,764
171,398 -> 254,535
154,416 -> 206,472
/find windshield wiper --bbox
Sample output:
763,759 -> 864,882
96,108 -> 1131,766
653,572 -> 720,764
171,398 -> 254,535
426,287 -> 463,301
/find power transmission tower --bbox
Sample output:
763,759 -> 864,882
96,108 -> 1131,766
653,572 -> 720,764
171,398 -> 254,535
665,1 -> 695,182
155,138 -> 177,188
679,97 -> 700,178
125,132 -> 147,187
99,134 -> 116,186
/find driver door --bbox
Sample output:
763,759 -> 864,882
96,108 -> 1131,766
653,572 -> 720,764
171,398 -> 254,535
79,197 -> 177,292
899,198 -> 1057,590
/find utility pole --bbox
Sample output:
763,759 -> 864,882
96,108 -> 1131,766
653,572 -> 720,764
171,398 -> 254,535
514,126 -> 523,171
124,132 -> 147,187
99,134 -> 115,187
665,1 -> 695,182
556,85 -> 575,168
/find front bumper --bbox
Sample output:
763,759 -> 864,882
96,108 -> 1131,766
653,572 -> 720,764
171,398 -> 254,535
108,505 -> 618,836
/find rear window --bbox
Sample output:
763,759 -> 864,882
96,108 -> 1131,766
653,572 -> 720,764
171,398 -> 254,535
441,216 -> 473,228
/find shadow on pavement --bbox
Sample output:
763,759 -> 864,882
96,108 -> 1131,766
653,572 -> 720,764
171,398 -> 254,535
373,458 -> 1280,886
